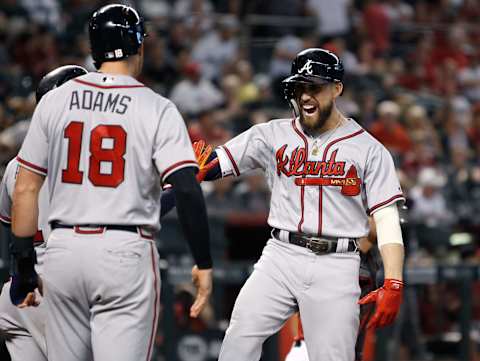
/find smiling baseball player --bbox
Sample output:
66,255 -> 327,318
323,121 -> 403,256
197,48 -> 405,361
10,4 -> 213,361
0,65 -> 88,361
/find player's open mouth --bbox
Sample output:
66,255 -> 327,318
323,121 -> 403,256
302,104 -> 317,115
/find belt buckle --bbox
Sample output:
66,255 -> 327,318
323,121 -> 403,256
306,237 -> 331,254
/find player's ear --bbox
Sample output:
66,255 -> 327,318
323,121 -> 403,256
333,82 -> 343,98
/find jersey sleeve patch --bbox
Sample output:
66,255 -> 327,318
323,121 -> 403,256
161,160 -> 199,184
367,194 -> 405,215
16,157 -> 47,176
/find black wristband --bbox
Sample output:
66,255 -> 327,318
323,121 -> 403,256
10,235 -> 35,258
10,235 -> 36,276
196,259 -> 213,270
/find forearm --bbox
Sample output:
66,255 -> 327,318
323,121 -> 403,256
167,168 -> 212,269
379,244 -> 404,281
373,203 -> 405,281
175,184 -> 212,268
12,185 -> 40,237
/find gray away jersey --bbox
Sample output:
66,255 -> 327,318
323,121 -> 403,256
216,118 -> 405,238
17,72 -> 197,230
0,158 -> 50,241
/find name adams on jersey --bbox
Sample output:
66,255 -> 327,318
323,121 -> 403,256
69,89 -> 131,114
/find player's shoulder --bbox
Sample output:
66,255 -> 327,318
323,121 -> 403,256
1,157 -> 19,196
254,117 -> 294,132
3,157 -> 19,179
349,118 -> 391,152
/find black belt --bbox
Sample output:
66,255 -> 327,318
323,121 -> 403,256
272,228 -> 358,254
51,222 -> 138,234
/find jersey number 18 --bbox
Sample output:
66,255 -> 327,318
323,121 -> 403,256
62,121 -> 126,188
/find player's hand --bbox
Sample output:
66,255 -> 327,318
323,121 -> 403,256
193,140 -> 219,182
190,265 -> 212,318
358,278 -> 403,329
10,273 -> 42,308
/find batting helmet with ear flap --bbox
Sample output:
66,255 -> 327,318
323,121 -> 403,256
282,48 -> 344,114
36,65 -> 88,103
89,4 -> 147,69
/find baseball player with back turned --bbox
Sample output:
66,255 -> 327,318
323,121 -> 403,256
0,65 -> 87,361
10,4 -> 213,361
199,48 -> 406,361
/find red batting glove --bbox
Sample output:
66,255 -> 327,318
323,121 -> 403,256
358,279 -> 404,329
192,140 -> 219,182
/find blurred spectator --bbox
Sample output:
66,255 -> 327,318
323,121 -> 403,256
140,0 -> 171,27
20,0 -> 61,31
322,38 -> 359,75
169,62 -> 224,116
165,20 -> 192,56
445,148 -> 480,225
458,50 -> 480,103
384,0 -> 414,26
235,60 -> 259,105
0,0 -> 29,19
369,100 -> 412,159
188,109 -> 231,146
441,107 -> 471,158
410,167 -> 449,226
143,37 -> 178,95
173,0 -> 214,19
409,167 -> 454,253
173,0 -> 214,38
192,15 -> 240,81
468,105 -> 480,157
306,0 -> 352,38
362,0 -> 391,55
429,25 -> 470,72
232,171 -> 270,213
204,177 -> 238,216
404,105 -> 442,162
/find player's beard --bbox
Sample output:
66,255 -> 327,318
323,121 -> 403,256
298,99 -> 334,133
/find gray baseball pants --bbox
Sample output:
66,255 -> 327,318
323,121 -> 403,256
219,237 -> 360,361
42,227 -> 160,361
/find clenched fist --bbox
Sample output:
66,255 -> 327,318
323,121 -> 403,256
358,278 -> 403,329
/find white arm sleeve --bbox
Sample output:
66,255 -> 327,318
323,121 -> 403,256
372,203 -> 404,248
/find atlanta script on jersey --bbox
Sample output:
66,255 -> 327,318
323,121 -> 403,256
216,118 -> 404,238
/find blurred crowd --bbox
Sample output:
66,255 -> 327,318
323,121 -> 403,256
1,0 -> 480,358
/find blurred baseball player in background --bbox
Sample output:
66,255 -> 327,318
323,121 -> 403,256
0,65 -> 87,361
10,4 -> 213,361
196,48 -> 405,361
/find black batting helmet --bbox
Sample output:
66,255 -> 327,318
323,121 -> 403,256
88,4 -> 146,69
282,48 -> 344,107
36,65 -> 88,103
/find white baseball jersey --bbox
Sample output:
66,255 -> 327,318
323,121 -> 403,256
216,117 -> 404,238
0,158 -> 50,244
17,72 -> 197,230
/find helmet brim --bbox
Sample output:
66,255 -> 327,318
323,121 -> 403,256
282,74 -> 333,85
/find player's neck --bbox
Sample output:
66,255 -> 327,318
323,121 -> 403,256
98,60 -> 139,78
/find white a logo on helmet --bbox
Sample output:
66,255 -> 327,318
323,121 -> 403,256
115,49 -> 123,58
298,60 -> 313,75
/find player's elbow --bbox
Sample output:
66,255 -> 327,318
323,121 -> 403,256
14,181 -> 40,198
166,167 -> 199,194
